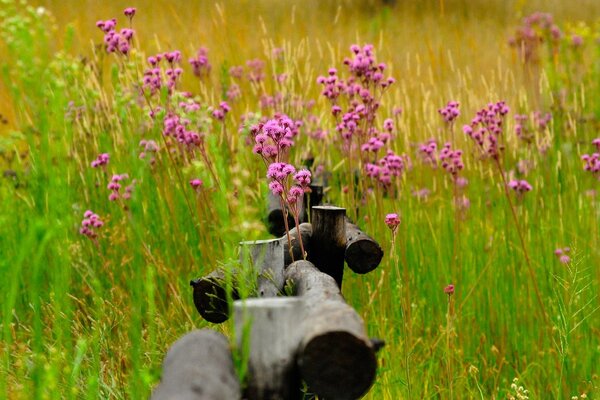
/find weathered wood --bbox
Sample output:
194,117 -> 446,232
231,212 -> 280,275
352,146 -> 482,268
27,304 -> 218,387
344,218 -> 384,274
302,185 -> 324,222
240,238 -> 284,297
267,191 -> 299,237
309,206 -> 347,288
190,269 -> 238,324
283,223 -> 312,267
151,329 -> 241,400
285,260 -> 377,400
233,298 -> 304,400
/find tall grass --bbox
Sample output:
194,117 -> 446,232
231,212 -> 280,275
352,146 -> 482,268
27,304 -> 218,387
1,0 -> 599,398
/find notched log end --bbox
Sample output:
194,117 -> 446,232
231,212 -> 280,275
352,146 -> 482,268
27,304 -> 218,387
191,277 -> 233,324
345,239 -> 384,274
299,331 -> 377,399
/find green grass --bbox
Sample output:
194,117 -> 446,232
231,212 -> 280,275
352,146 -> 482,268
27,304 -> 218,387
1,0 -> 599,398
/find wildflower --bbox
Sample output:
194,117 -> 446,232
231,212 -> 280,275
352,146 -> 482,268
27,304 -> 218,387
554,247 -> 571,264
189,47 -> 211,79
438,101 -> 460,124
189,179 -> 202,190
508,179 -> 533,194
444,284 -> 455,295
385,213 -> 400,232
91,153 -> 109,168
80,210 -> 104,239
123,7 -> 136,19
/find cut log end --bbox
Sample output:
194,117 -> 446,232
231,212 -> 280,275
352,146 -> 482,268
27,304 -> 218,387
299,331 -> 377,400
345,239 -> 384,274
190,278 -> 233,324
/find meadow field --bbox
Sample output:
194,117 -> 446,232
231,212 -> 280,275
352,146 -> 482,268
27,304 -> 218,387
1,0 -> 599,398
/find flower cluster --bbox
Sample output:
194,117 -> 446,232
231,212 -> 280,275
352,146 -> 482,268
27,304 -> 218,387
211,101 -> 231,121
95,12 -> 135,55
418,139 -> 439,166
189,47 -> 211,79
91,153 -> 109,168
162,112 -> 202,147
318,44 -> 395,156
80,210 -> 104,239
142,51 -> 183,95
227,84 -> 241,102
266,163 -> 311,204
365,150 -> 409,187
581,152 -> 600,180
439,142 -> 464,176
508,12 -> 561,64
139,140 -> 159,161
251,114 -> 300,161
123,7 -> 136,19
107,174 -> 134,201
554,247 -> 571,264
463,101 -> 510,159
508,179 -> 533,194
438,101 -> 460,124
246,59 -> 265,83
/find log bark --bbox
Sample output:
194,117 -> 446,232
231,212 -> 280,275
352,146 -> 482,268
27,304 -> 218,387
190,269 -> 238,324
344,218 -> 384,274
266,191 -> 299,237
240,238 -> 284,297
309,206 -> 347,288
285,261 -> 377,400
151,329 -> 241,400
233,298 -> 304,400
282,223 -> 312,267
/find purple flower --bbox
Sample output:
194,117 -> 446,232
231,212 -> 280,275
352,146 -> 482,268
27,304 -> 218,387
80,211 -> 104,239
124,7 -> 136,18
444,284 -> 455,295
508,179 -> 533,194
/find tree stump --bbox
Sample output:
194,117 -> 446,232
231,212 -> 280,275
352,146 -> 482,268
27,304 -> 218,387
233,297 -> 304,400
151,329 -> 241,400
285,260 -> 377,400
344,218 -> 384,274
309,206 -> 347,288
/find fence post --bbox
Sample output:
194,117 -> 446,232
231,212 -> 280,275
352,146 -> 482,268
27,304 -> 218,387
234,297 -> 304,400
309,205 -> 347,288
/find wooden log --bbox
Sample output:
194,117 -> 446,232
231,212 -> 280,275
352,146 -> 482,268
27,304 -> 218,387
344,218 -> 384,274
240,238 -> 284,297
151,329 -> 241,400
285,260 -> 377,400
309,205 -> 347,288
266,191 -> 298,237
282,223 -> 312,267
190,269 -> 238,324
233,297 -> 304,400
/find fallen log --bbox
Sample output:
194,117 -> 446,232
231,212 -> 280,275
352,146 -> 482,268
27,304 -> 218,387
309,206 -> 347,288
233,297 -> 304,400
285,260 -> 377,400
151,329 -> 241,400
190,269 -> 238,324
344,218 -> 384,274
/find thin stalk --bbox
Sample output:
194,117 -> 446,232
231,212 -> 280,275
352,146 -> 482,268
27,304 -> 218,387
494,157 -> 549,326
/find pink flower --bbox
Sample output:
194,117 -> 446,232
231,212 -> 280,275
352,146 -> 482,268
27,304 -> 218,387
124,7 -> 136,18
385,213 -> 401,231
444,284 -> 455,295
190,179 -> 203,189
